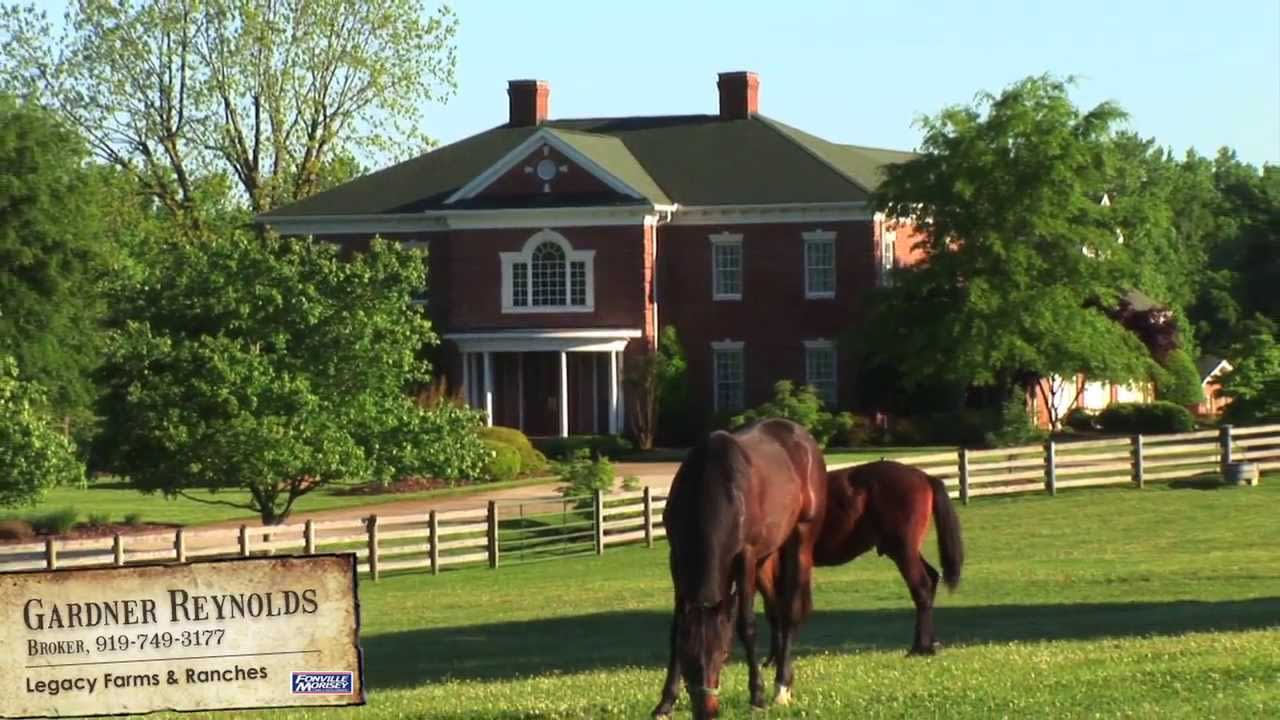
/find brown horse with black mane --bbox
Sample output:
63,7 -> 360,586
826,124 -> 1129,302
813,460 -> 965,655
652,418 -> 827,720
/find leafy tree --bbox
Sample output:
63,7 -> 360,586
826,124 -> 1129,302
0,94 -> 108,424
866,75 -> 1158,427
96,232 -> 487,524
1,0 -> 458,225
730,380 -> 855,449
655,326 -> 692,444
0,356 -> 85,507
1220,324 -> 1280,424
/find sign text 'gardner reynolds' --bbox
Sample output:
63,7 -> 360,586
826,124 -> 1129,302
0,555 -> 364,718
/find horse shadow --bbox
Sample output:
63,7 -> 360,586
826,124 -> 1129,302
360,596 -> 1280,690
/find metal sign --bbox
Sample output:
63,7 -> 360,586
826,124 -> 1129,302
0,554 -> 364,718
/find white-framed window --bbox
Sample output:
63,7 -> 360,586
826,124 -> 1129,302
879,229 -> 897,287
804,340 -> 837,407
712,340 -> 745,412
803,230 -> 836,299
710,233 -> 743,300
500,230 -> 594,313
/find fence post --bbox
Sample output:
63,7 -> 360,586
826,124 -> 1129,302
1132,434 -> 1145,489
239,525 -> 250,557
1219,424 -> 1234,475
367,515 -> 380,581
643,486 -> 654,548
1044,440 -> 1057,496
958,448 -> 970,506
594,490 -> 606,555
487,501 -> 499,570
45,538 -> 57,570
113,534 -> 125,567
429,511 -> 440,576
175,528 -> 187,564
304,520 -> 316,555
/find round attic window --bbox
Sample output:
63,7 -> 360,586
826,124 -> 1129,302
536,158 -> 558,181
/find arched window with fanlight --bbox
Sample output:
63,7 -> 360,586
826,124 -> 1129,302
501,230 -> 595,313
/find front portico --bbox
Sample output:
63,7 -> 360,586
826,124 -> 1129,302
446,329 -> 641,437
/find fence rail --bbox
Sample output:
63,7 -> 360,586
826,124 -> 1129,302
2,424 -> 1277,579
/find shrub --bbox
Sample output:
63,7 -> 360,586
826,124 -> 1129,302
414,404 -> 492,484
1155,348 -> 1206,407
557,449 -> 615,505
985,392 -> 1048,448
730,380 -> 856,448
1064,407 -> 1098,432
835,414 -> 875,447
480,440 -> 521,483
535,435 -> 633,461
87,513 -> 110,527
123,512 -> 144,527
1097,402 -> 1196,435
621,475 -> 642,492
479,426 -> 548,474
0,519 -> 35,541
1220,328 -> 1280,424
0,356 -> 85,508
30,508 -> 78,535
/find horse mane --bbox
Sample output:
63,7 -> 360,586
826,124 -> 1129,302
670,430 -> 750,608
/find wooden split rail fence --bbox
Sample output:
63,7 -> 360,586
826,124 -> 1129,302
1,424 -> 1276,580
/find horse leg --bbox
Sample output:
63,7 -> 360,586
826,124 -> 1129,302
920,555 -> 941,649
890,546 -> 938,656
652,595 -> 682,719
773,535 -> 814,705
736,554 -> 766,709
755,555 -> 781,669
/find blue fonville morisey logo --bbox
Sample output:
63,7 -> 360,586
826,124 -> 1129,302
290,671 -> 354,695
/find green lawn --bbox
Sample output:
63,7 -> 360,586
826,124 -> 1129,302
5,448 -> 937,528
139,475 -> 1279,718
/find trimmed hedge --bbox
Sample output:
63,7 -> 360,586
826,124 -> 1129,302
1097,402 -> 1195,435
1064,407 -> 1097,432
534,434 -> 633,461
481,440 -> 521,483
479,426 -> 549,474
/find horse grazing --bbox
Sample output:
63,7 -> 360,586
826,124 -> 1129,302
813,460 -> 964,655
652,418 -> 827,720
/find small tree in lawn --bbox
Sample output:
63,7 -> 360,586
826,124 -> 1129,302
865,74 -> 1158,428
0,356 -> 84,508
96,232 -> 488,525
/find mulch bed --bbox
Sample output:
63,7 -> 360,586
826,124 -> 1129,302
329,477 -> 453,497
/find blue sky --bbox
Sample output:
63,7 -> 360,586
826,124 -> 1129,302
29,0 -> 1280,166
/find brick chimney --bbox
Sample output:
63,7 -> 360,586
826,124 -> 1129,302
508,79 -> 550,127
717,71 -> 759,120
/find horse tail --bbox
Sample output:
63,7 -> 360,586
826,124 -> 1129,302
927,474 -> 964,590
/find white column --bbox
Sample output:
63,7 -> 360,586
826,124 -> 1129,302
516,353 -> 525,432
559,351 -> 570,438
461,352 -> 471,408
608,350 -> 619,435
483,351 -> 494,427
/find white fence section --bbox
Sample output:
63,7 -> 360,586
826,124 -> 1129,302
1,424 -> 1276,579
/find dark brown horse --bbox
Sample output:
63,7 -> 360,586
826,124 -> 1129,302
811,460 -> 964,654
652,418 -> 827,720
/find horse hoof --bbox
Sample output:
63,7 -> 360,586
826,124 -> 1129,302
773,684 -> 793,705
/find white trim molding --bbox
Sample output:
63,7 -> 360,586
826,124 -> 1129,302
672,201 -> 870,226
444,328 -> 641,354
802,229 -> 836,299
709,232 -> 744,301
445,128 -> 646,204
499,229 -> 596,314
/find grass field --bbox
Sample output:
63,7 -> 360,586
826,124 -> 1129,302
2,448 -> 931,528
130,475 -> 1279,719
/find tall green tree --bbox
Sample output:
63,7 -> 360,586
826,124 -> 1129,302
1,0 -> 457,227
0,356 -> 85,507
866,75 -> 1158,426
0,93 -> 107,423
96,232 -> 488,524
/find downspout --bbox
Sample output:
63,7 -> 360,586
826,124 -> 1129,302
651,205 -> 677,348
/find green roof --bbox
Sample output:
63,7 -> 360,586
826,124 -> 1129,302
261,115 -> 915,218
